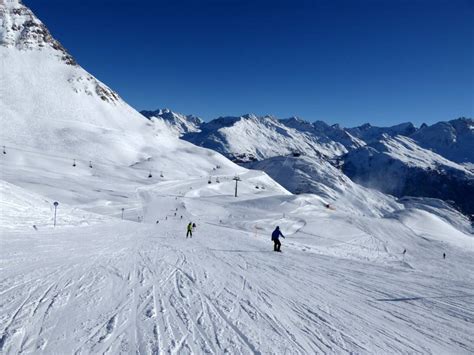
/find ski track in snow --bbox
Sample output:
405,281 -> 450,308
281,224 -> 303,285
1,212 -> 473,354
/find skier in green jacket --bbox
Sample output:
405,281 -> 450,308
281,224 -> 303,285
186,222 -> 193,238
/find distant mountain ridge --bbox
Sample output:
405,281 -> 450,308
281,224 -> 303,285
343,135 -> 474,215
143,108 -> 473,215
141,108 -> 473,164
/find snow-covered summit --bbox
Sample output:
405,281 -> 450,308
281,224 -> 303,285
347,122 -> 417,143
140,108 -> 202,136
182,114 -> 348,162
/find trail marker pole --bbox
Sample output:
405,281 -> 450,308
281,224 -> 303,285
53,201 -> 59,227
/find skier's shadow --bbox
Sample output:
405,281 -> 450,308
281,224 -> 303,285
375,294 -> 474,302
209,249 -> 274,253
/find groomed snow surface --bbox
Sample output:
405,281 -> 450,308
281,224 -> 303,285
1,147 -> 473,354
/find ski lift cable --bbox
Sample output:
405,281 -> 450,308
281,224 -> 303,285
0,142 -> 163,174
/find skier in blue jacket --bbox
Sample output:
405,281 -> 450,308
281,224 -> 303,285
271,226 -> 285,252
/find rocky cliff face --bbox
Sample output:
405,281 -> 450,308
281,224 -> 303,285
0,0 -> 76,64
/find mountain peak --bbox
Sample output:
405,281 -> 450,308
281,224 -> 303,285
359,123 -> 372,130
0,0 -> 76,64
1,0 -> 22,9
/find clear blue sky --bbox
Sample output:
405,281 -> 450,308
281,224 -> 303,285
24,0 -> 473,126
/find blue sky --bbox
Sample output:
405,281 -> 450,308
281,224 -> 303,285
24,0 -> 473,126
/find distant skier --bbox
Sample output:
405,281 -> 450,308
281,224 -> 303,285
403,249 -> 406,255
271,226 -> 285,252
192,222 -> 196,231
186,222 -> 193,238
443,253 -> 446,259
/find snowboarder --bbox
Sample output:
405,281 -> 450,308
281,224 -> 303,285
271,226 -> 285,252
186,222 -> 193,238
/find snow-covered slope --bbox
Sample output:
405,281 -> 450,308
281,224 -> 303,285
246,154 -> 401,218
141,108 -> 202,136
0,0 -> 252,180
0,0 -> 286,209
1,155 -> 473,354
280,117 -> 366,151
183,114 -> 347,162
343,135 -> 474,215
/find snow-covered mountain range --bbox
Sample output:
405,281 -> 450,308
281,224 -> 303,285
143,108 -> 473,215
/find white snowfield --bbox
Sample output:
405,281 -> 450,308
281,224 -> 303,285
1,1 -> 474,353
1,147 -> 474,354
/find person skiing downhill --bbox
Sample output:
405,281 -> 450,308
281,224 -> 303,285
186,222 -> 193,238
271,226 -> 285,252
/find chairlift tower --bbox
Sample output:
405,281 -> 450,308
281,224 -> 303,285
233,175 -> 241,197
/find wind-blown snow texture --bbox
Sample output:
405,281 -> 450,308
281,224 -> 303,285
1,1 -> 474,354
343,135 -> 474,215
